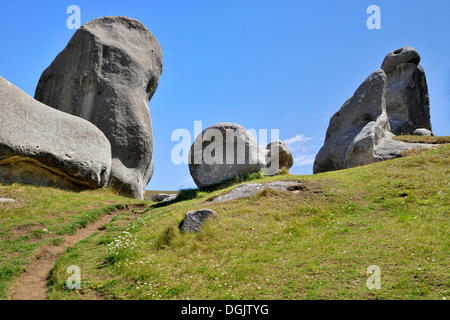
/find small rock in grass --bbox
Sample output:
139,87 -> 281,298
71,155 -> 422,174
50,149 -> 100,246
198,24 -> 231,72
152,193 -> 177,202
180,209 -> 216,233
209,180 -> 303,203
412,128 -> 432,136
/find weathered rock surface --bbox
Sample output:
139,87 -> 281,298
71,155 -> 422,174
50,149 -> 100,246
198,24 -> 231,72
0,76 -> 111,190
151,193 -> 177,203
180,209 -> 216,233
314,70 -> 390,173
413,128 -> 432,136
381,47 -> 431,135
265,141 -> 293,175
189,123 -> 266,188
34,16 -> 163,199
373,135 -> 434,160
209,180 -> 303,203
314,70 -> 433,173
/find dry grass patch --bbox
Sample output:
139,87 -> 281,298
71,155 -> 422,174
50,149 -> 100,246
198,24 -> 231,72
393,135 -> 450,144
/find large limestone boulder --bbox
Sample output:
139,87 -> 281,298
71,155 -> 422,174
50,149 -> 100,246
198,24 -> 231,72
0,76 -> 111,190
265,141 -> 293,175
34,16 -> 163,199
381,47 -> 431,135
314,70 -> 390,173
313,70 -> 432,174
188,123 -> 266,188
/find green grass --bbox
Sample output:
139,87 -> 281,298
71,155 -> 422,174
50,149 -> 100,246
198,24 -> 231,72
43,145 -> 449,300
0,185 -> 145,298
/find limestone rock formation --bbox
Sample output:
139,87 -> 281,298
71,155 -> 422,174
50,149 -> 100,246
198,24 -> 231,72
151,193 -> 177,203
314,70 -> 390,173
265,141 -> 293,175
313,70 -> 432,174
188,123 -> 266,188
180,209 -> 216,233
34,16 -> 163,199
0,76 -> 111,190
381,47 -> 431,135
413,128 -> 432,136
209,180 -> 303,203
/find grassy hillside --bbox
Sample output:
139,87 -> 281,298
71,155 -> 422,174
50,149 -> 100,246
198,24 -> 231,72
34,144 -> 449,300
0,185 -> 145,298
393,135 -> 450,144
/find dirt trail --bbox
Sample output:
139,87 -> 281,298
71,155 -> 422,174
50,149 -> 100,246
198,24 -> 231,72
9,205 -> 143,300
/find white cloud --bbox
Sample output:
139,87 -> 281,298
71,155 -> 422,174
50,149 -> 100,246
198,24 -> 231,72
283,134 -> 317,167
283,134 -> 312,154
284,134 -> 312,147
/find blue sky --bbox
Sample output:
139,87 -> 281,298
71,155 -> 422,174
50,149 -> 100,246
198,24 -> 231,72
1,0 -> 449,190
